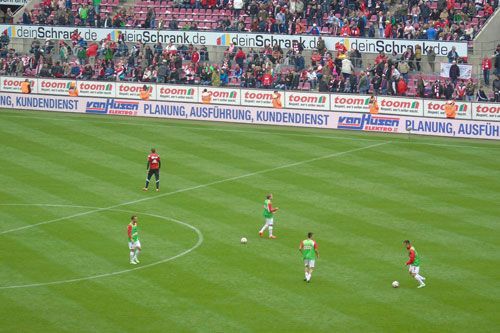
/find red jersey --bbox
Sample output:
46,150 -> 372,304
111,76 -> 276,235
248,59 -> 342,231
147,153 -> 161,170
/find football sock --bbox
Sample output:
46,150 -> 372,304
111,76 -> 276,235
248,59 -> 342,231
129,250 -> 134,262
155,179 -> 160,189
268,226 -> 273,236
259,225 -> 268,233
305,272 -> 308,279
416,274 -> 426,280
134,249 -> 140,260
145,178 -> 150,188
415,275 -> 424,285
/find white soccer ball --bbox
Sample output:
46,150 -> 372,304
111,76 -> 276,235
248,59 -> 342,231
392,281 -> 399,288
240,237 -> 248,244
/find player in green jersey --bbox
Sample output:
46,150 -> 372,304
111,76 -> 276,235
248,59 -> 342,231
299,232 -> 319,283
404,240 -> 426,288
127,215 -> 142,264
259,194 -> 279,239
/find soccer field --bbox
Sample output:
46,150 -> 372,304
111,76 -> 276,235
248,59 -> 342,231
0,109 -> 499,333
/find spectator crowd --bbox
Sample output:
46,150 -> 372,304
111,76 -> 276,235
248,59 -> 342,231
2,0 -> 495,42
0,27 -> 499,101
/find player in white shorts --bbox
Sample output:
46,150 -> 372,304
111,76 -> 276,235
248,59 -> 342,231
127,215 -> 142,264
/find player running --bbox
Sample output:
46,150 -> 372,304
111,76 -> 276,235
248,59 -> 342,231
299,232 -> 319,283
259,194 -> 279,239
128,215 -> 141,264
143,148 -> 161,192
404,240 -> 426,288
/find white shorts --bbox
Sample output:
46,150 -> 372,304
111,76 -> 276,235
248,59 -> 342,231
128,240 -> 141,250
304,259 -> 315,268
409,265 -> 420,274
265,218 -> 274,226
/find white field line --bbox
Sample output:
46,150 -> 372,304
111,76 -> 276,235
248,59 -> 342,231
0,142 -> 390,236
0,205 -> 203,289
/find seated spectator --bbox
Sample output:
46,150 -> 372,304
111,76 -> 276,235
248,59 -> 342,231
306,68 -> 317,90
104,63 -> 115,79
220,69 -> 229,86
51,61 -> 64,78
476,86 -> 489,101
308,23 -> 320,35
69,63 -> 82,78
39,64 -> 51,77
396,77 -> 408,96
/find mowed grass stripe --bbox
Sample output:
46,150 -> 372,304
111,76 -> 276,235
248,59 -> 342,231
1,110 -> 499,332
4,109 -> 500,150
0,147 -> 135,206
1,207 -> 198,286
136,196 -> 375,330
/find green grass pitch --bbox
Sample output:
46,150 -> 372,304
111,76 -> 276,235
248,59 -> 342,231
0,109 -> 499,333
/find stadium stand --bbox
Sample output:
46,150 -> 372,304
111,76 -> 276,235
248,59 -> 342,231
11,0 -> 498,41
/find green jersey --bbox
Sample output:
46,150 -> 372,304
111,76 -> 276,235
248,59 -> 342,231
263,199 -> 274,218
128,223 -> 139,242
301,239 -> 317,260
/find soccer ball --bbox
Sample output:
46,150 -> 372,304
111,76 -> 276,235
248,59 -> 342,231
240,237 -> 248,244
392,281 -> 399,288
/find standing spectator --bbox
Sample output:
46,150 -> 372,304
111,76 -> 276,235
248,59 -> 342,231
444,80 -> 454,100
447,46 -> 459,63
79,4 -> 89,26
427,46 -> 436,72
0,30 -> 10,48
482,55 -> 492,86
5,8 -> 14,24
415,45 -> 422,71
191,47 -> 200,65
398,60 -> 409,83
495,45 -> 500,76
103,13 -> 113,27
358,71 -> 370,94
233,0 -> 243,18
341,57 -> 354,80
416,75 -> 426,97
235,47 -> 246,68
493,75 -> 500,102
432,80 -> 443,99
465,79 -> 475,102
21,79 -> 31,94
449,60 -> 460,84
444,100 -> 456,119
22,10 -> 32,24
93,0 -> 101,15
169,16 -> 179,30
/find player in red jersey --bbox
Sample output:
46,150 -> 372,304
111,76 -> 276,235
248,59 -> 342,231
143,148 -> 161,192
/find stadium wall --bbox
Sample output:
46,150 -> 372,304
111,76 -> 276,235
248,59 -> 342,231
0,77 -> 498,140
